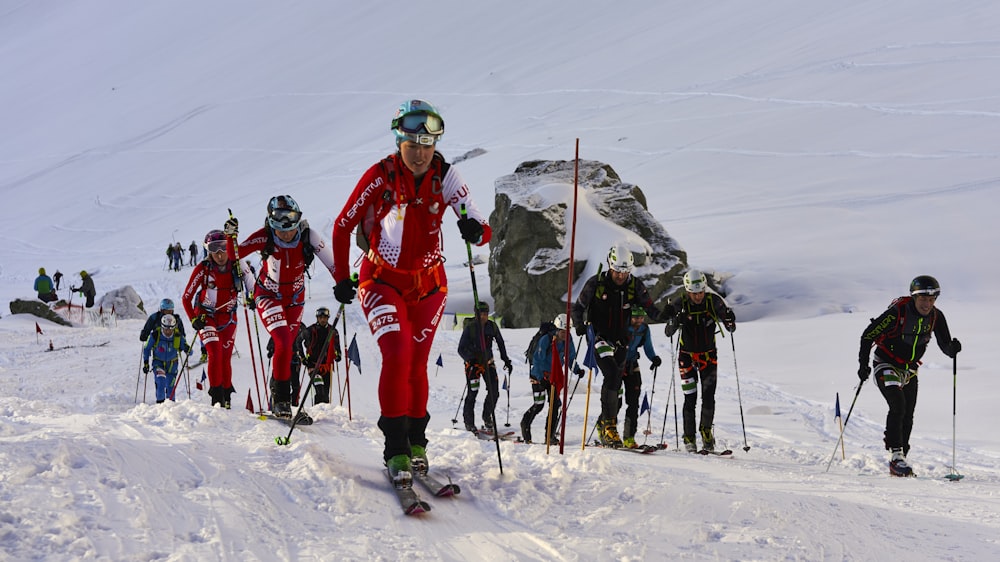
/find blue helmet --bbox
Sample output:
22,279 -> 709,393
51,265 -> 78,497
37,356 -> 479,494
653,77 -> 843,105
267,195 -> 301,232
391,99 -> 444,146
159,298 -> 174,311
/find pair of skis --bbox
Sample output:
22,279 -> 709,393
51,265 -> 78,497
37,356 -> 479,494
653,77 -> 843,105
385,470 -> 461,515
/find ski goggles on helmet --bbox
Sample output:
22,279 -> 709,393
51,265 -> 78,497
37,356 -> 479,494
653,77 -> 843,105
206,240 -> 227,254
911,288 -> 940,297
394,112 -> 444,135
268,208 -> 301,231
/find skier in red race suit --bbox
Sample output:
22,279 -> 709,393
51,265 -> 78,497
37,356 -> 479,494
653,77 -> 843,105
331,100 -> 491,487
181,229 -> 252,408
233,196 -> 336,419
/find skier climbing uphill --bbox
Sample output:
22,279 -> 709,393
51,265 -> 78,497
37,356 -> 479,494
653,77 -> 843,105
331,99 -> 491,488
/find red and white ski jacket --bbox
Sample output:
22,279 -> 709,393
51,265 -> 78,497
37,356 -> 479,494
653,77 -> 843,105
331,152 -> 490,282
238,223 -> 336,297
181,256 -> 250,321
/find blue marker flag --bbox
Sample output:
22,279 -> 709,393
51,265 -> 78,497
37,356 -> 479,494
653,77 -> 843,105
435,354 -> 444,367
583,324 -> 598,370
502,376 -> 508,391
640,392 -> 650,416
347,335 -> 361,368
835,392 -> 842,419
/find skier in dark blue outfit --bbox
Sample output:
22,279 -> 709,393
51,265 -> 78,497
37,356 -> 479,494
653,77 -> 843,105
457,302 -> 512,435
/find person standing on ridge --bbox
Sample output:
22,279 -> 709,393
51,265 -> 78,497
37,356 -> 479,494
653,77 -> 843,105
230,195 -> 337,422
331,99 -> 491,488
457,302 -> 513,436
572,245 -> 664,449
857,275 -> 961,477
663,270 -> 735,453
182,229 -> 251,408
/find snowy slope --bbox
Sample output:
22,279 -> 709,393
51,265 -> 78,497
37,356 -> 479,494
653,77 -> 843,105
3,2 -> 1000,560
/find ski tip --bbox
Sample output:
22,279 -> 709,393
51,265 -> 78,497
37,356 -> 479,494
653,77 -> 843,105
405,502 -> 432,515
944,474 -> 965,482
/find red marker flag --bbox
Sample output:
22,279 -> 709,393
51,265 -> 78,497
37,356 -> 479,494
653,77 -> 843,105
549,337 -> 565,394
35,322 -> 43,335
245,389 -> 254,412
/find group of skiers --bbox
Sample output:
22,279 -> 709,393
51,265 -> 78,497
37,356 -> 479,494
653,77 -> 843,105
34,268 -> 97,308
165,240 -> 205,271
129,98 -> 959,486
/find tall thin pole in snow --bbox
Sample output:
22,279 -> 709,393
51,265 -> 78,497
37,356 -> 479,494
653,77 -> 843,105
559,139 -> 580,455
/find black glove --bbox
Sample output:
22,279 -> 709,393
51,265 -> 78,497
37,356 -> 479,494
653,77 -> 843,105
663,316 -> 678,338
858,364 -> 871,382
503,358 -> 513,374
143,363 -> 150,374
457,217 -> 484,244
224,217 -> 239,237
244,296 -> 256,310
70,286 -> 78,292
334,278 -> 357,304
573,365 -> 585,377
191,316 -> 206,331
723,309 -> 736,332
651,356 -> 662,368
949,338 -> 962,356
575,323 -> 587,337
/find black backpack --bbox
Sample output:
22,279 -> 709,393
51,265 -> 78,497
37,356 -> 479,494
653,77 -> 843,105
525,321 -> 558,365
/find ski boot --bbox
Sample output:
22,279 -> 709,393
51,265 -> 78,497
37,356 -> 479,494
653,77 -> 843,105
622,436 -> 638,449
889,448 -> 914,477
700,426 -> 716,452
683,435 -> 698,453
598,419 -> 623,448
386,454 -> 413,489
410,445 -> 428,476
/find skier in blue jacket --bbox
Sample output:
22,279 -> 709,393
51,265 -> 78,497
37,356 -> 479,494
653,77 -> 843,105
522,314 -> 582,445
619,307 -> 662,448
142,315 -> 190,403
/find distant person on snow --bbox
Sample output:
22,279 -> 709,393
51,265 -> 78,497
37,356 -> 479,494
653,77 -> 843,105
619,306 -> 662,448
663,270 -> 735,453
457,302 -> 513,435
522,313 -> 582,445
296,307 -> 342,405
232,195 -> 336,422
572,245 -> 665,449
182,230 -> 251,409
53,269 -> 63,291
331,99 -> 491,488
188,240 -> 198,267
34,268 -> 57,303
857,275 -> 961,477
70,270 -> 97,308
142,315 -> 190,403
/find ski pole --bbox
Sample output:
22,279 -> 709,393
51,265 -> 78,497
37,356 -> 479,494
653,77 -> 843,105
825,380 -> 865,472
659,365 -> 674,448
730,334 -> 751,452
580,368 -> 593,451
643,365 -> 658,445
946,352 -> 964,481
228,209 -> 265,416
461,204 -> 502,474
135,349 -> 145,404
451,382 -> 468,426
275,363 -> 317,446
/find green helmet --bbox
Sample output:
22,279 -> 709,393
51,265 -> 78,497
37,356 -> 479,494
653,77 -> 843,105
631,306 -> 647,317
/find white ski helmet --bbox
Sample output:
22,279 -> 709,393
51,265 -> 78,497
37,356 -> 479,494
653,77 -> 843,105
683,269 -> 708,293
553,313 -> 569,331
160,314 -> 177,332
606,245 -> 634,273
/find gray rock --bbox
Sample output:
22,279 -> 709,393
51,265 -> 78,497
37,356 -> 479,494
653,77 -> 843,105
8,299 -> 73,326
489,159 -> 687,328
